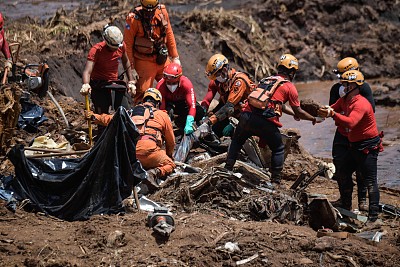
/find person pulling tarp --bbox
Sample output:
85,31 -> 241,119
6,107 -> 147,221
86,88 -> 176,192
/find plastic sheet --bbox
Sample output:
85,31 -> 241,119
18,98 -> 48,133
7,107 -> 147,221
173,133 -> 196,163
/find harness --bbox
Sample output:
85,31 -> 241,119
132,5 -> 168,55
129,104 -> 163,145
247,76 -> 288,118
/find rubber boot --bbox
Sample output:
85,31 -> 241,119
224,159 -> 235,171
271,171 -> 282,184
143,168 -> 160,192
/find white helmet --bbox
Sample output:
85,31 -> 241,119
103,25 -> 123,49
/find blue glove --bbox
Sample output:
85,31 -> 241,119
184,115 -> 195,135
222,123 -> 234,137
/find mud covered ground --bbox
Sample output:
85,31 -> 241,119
1,0 -> 400,266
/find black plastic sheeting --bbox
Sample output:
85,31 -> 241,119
7,107 -> 147,221
18,98 -> 48,133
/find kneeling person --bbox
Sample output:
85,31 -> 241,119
86,88 -> 176,190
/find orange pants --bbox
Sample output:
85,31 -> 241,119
136,139 -> 176,177
134,57 -> 171,104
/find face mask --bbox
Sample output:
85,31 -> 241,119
167,83 -> 178,93
338,85 -> 346,98
216,76 -> 227,83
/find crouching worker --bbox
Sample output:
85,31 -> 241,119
86,88 -> 176,192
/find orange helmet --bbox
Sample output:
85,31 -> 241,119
143,88 -> 162,103
163,63 -> 182,83
278,54 -> 299,70
335,57 -> 359,74
341,70 -> 364,86
0,12 -> 4,29
141,0 -> 159,11
205,54 -> 228,81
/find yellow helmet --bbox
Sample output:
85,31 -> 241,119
140,0 -> 159,11
205,54 -> 228,80
278,54 -> 299,70
143,88 -> 162,103
341,70 -> 364,86
336,57 -> 359,73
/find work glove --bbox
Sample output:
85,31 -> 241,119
80,83 -> 91,96
4,59 -> 12,70
196,121 -> 211,139
84,110 -> 96,121
317,106 -> 335,118
128,80 -> 136,96
222,123 -> 234,137
172,57 -> 181,66
184,115 -> 195,135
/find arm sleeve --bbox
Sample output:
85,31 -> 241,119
93,114 -> 114,126
333,103 -> 365,129
124,13 -> 138,68
227,78 -> 247,105
286,83 -> 300,107
1,31 -> 11,59
163,10 -> 179,58
161,112 -> 175,157
184,79 -> 197,117
201,82 -> 218,108
156,81 -> 167,110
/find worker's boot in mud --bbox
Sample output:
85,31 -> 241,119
143,168 -> 161,193
271,171 -> 284,189
330,198 -> 342,208
224,159 -> 235,171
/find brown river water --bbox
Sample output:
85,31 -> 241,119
5,1 -> 400,190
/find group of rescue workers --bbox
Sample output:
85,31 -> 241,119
0,1 -> 383,224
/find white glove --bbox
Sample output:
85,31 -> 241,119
80,83 -> 91,96
195,122 -> 211,139
317,105 -> 335,118
172,57 -> 181,66
128,80 -> 136,96
4,59 -> 12,70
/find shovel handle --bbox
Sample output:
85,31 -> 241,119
2,68 -> 8,85
85,95 -> 93,146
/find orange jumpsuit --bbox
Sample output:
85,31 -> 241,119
93,105 -> 176,177
201,69 -> 255,125
124,5 -> 179,104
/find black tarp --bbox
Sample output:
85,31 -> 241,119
7,107 -> 147,221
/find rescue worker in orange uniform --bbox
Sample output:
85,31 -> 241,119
0,12 -> 13,73
80,25 -> 136,114
224,54 -> 320,185
86,88 -> 176,190
318,70 -> 383,223
124,0 -> 180,104
199,54 -> 255,138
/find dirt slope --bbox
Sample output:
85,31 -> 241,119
1,1 -> 400,266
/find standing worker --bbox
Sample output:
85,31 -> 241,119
86,88 -> 175,191
199,53 -> 255,138
0,12 -> 13,76
329,57 -> 375,212
124,0 -> 180,104
80,25 -> 136,115
156,63 -> 205,135
224,54 -> 320,185
318,70 -> 383,223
